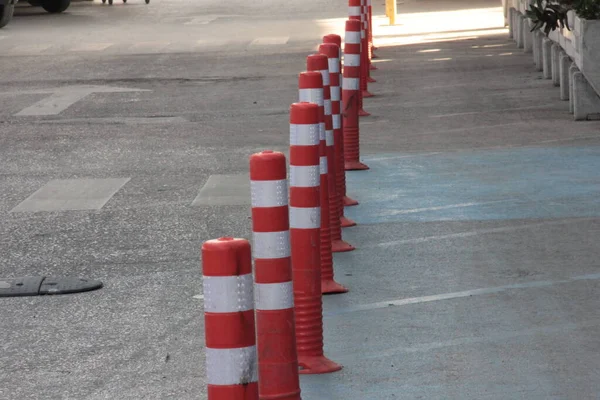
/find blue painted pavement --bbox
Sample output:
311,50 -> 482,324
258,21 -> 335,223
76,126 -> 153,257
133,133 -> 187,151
344,146 -> 600,224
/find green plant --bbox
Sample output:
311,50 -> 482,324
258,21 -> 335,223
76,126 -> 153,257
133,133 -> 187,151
525,0 -> 600,36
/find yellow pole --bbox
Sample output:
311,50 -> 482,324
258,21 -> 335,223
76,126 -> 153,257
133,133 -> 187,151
389,0 -> 397,25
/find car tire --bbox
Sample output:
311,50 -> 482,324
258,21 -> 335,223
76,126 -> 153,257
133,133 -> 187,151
41,0 -> 70,13
0,4 -> 14,28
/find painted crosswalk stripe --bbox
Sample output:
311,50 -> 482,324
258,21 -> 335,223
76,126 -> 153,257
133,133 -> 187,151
11,178 -> 131,212
69,43 -> 114,52
129,41 -> 170,52
10,44 -> 52,55
249,37 -> 289,46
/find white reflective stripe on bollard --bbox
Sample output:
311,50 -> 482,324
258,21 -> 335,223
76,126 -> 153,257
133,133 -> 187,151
254,281 -> 294,310
342,78 -> 360,90
344,54 -> 360,67
290,165 -> 320,187
345,31 -> 361,44
253,231 -> 291,259
289,206 -> 321,229
205,346 -> 259,385
326,131 -> 334,146
333,114 -> 341,129
203,274 -> 255,313
299,88 -> 323,105
329,58 -> 340,73
290,124 -> 320,146
348,6 -> 361,16
320,70 -> 330,86
331,86 -> 341,101
320,156 -> 328,174
324,99 -> 332,116
251,179 -> 288,208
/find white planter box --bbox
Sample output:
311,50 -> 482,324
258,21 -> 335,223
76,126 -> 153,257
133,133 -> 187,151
575,18 -> 600,96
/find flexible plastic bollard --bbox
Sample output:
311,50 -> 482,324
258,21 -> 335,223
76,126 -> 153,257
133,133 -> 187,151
318,43 -> 358,233
249,151 -> 302,400
368,0 -> 378,69
362,0 -> 377,80
322,34 -> 360,209
360,0 -> 376,91
347,3 -> 371,116
201,237 -> 259,400
299,69 -> 349,293
306,54 -> 355,255
289,102 -> 343,374
343,20 -> 370,171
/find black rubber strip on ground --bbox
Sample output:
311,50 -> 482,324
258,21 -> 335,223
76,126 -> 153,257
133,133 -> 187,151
0,276 -> 103,297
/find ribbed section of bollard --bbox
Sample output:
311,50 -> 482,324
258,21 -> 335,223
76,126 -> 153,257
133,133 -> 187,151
250,151 -> 302,400
319,43 -> 358,236
348,0 -> 371,116
343,19 -> 370,172
299,67 -> 349,293
323,34 -> 359,209
201,237 -> 259,400
289,102 -> 342,375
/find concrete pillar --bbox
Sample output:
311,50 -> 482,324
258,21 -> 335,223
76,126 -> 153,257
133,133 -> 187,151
517,14 -> 525,49
573,72 -> 600,121
508,8 -> 514,39
569,63 -> 579,113
551,43 -> 561,86
542,37 -> 553,79
534,31 -> 544,71
532,29 -> 539,65
559,52 -> 571,101
523,19 -> 533,53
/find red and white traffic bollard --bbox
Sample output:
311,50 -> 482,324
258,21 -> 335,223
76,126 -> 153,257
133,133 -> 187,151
361,0 -> 376,91
343,19 -> 370,172
250,151 -> 302,400
347,2 -> 371,116
299,69 -> 349,292
289,102 -> 342,374
201,237 -> 259,400
367,0 -> 378,67
322,34 -> 360,209
318,42 -> 358,232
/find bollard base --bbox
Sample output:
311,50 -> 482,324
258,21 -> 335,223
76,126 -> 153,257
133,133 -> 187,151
345,161 -> 370,171
298,355 -> 343,375
359,109 -> 371,116
370,64 -> 378,70
340,216 -> 357,228
332,239 -> 356,252
322,279 -> 349,294
367,76 -> 377,83
363,90 -> 375,98
343,195 -> 359,206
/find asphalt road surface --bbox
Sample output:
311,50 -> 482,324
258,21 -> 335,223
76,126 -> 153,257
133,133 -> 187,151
1,0 -> 600,399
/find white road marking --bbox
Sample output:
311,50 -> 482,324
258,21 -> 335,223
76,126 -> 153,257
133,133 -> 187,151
249,37 -> 289,46
14,85 -> 150,116
184,16 -> 218,25
69,43 -> 114,52
376,219 -> 590,247
193,294 -> 204,300
324,272 -> 600,317
10,44 -> 52,55
191,174 -> 250,206
381,200 -> 509,216
129,41 -> 170,52
11,178 -> 131,212
430,104 -> 558,118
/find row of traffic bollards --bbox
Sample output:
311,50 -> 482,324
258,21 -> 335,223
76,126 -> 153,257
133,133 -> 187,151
201,0 -> 379,398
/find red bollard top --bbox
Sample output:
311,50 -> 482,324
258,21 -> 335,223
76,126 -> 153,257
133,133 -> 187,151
348,0 -> 362,18
250,151 -> 287,181
323,34 -> 342,48
306,53 -> 329,74
290,102 -> 320,125
298,71 -> 323,92
319,43 -> 340,74
201,237 -> 252,277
